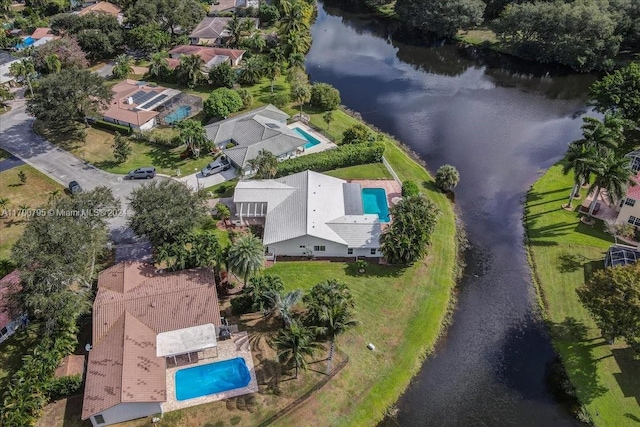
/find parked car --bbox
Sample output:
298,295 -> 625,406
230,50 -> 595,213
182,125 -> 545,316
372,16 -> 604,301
201,157 -> 230,177
68,181 -> 83,194
126,167 -> 156,180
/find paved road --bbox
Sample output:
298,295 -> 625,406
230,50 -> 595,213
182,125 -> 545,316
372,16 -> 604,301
0,155 -> 24,172
0,98 -> 156,248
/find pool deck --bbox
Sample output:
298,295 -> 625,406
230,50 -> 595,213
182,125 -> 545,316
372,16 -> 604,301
161,331 -> 259,413
288,122 -> 337,155
352,179 -> 402,208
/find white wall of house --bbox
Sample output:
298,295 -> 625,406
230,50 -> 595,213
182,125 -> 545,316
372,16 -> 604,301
89,402 -> 162,427
617,196 -> 640,227
267,236 -> 380,258
0,59 -> 19,86
102,117 -> 154,132
0,315 -> 27,345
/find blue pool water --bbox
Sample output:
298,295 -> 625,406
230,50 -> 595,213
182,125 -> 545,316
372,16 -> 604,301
362,188 -> 390,222
293,127 -> 321,149
15,37 -> 34,50
175,357 -> 251,401
165,105 -> 191,124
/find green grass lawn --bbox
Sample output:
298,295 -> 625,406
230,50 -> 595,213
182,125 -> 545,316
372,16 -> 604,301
525,164 -> 640,426
203,178 -> 239,198
324,163 -> 392,180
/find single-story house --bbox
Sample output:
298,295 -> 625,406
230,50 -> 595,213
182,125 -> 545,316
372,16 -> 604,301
79,1 -> 123,24
204,104 -> 307,175
0,270 -> 27,345
188,17 -> 259,46
167,45 -> 246,69
100,80 -> 181,131
210,0 -> 259,13
82,262 -> 223,427
0,51 -> 21,87
232,170 -> 384,258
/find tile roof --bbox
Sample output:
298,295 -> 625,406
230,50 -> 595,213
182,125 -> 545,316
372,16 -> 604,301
82,263 -> 221,420
102,80 -> 180,127
0,270 -> 20,329
31,27 -> 55,40
79,1 -> 122,17
0,51 -> 19,66
628,172 -> 640,199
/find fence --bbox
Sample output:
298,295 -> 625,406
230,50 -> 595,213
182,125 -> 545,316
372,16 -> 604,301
382,156 -> 401,185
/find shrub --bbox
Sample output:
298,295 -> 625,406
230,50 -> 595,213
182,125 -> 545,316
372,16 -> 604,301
435,164 -> 460,192
276,143 -> 384,177
91,119 -> 133,135
204,88 -> 243,119
46,375 -> 83,401
258,3 -> 280,26
236,88 -> 253,108
310,82 -> 341,111
342,124 -> 375,145
231,295 -> 253,315
209,63 -> 236,89
402,180 -> 420,197
267,92 -> 289,109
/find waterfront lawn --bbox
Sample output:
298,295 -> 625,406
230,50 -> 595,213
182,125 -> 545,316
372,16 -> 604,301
324,163 -> 392,180
0,166 -> 63,258
525,163 -> 640,426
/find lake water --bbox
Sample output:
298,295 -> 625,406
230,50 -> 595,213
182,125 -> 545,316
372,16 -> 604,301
306,1 -> 596,425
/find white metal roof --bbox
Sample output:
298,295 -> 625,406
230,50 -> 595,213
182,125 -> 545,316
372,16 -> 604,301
156,323 -> 217,357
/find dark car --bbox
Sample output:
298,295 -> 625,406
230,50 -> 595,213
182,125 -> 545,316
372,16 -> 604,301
68,181 -> 83,194
201,157 -> 230,177
126,167 -> 156,180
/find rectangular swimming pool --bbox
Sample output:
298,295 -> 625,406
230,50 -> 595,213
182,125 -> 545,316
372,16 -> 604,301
175,357 -> 251,401
293,127 -> 321,149
362,188 -> 390,222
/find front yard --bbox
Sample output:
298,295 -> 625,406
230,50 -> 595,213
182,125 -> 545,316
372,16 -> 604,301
525,164 -> 640,426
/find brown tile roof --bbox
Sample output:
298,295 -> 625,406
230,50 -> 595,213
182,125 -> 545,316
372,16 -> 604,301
79,1 -> 122,17
55,354 -> 85,378
0,270 -> 21,329
31,27 -> 55,40
628,172 -> 640,199
102,80 -> 164,127
82,262 -> 221,420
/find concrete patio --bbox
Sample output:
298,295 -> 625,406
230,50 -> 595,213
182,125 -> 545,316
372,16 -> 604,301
288,122 -> 337,156
579,188 -> 619,223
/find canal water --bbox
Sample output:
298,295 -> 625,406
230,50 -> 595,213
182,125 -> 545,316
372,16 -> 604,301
305,1 -> 596,425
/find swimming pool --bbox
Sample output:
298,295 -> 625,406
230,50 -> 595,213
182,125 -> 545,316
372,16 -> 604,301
175,357 -> 251,401
15,37 -> 34,50
293,127 -> 321,149
362,188 -> 390,222
165,105 -> 191,124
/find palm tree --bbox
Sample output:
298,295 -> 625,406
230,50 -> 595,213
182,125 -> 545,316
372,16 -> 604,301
44,53 -> 61,74
248,149 -> 278,179
225,15 -> 243,48
323,111 -> 334,130
239,56 -> 264,85
288,52 -> 305,70
291,82 -> 311,117
0,197 -> 9,216
271,322 -> 322,379
177,54 -> 205,88
268,289 -> 303,328
0,86 -> 14,111
228,234 -> 264,285
280,0 -> 309,35
9,59 -> 35,97
149,51 -> 169,80
281,30 -> 311,56
586,152 -> 636,218
244,275 -> 284,314
112,54 -> 134,79
314,301 -> 357,374
562,142 -> 597,208
47,188 -> 62,203
244,31 -> 265,53
578,114 -> 629,155
434,165 -> 460,192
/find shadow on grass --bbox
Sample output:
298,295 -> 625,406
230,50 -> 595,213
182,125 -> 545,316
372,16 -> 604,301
549,317 -> 608,405
148,145 -> 184,170
93,159 -> 120,170
612,347 -> 640,408
573,218 -> 614,243
62,395 -> 89,427
556,252 -> 586,273
583,259 -> 604,284
343,262 -> 406,278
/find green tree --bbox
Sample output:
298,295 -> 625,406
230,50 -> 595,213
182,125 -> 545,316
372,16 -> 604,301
562,142 -> 597,208
258,2 -> 280,26
215,202 -> 231,226
395,0 -> 485,37
125,0 -> 205,36
126,22 -> 171,55
380,195 -> 440,264
248,149 -> 278,179
288,52 -> 305,70
310,82 -> 341,111
577,262 -> 640,351
9,59 -> 35,97
127,180 -> 207,246
342,124 -> 374,145
291,81 -> 311,117
268,289 -> 303,328
203,87 -> 243,119
43,53 -> 61,74
236,88 -> 253,108
175,119 -> 211,158
238,55 -> 264,85
281,29 -> 311,57
577,114 -> 630,156
243,275 -> 285,314
313,298 -> 357,374
590,62 -> 640,124
434,164 -> 460,192
0,86 -> 14,110
76,29 -> 115,61
31,38 -> 88,72
227,234 -> 264,285
27,69 -> 111,131
208,63 -> 236,89
148,50 -> 170,80
279,0 -> 310,35
112,54 -> 134,79
225,15 -> 242,48
265,59 -> 282,94
243,30 -> 266,53
271,322 -> 322,379
323,111 -> 334,130
401,180 -> 420,197
112,131 -> 132,164
176,54 -> 205,88
585,152 -> 636,218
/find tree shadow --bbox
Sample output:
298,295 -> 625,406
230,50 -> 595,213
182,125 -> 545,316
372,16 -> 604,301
612,347 -> 640,408
556,252 -> 585,273
343,262 -> 405,278
421,180 -> 440,193
148,145 -> 184,170
94,159 -> 120,169
582,260 -> 604,284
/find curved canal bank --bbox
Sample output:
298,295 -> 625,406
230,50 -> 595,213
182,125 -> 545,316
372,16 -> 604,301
301,1 -> 598,425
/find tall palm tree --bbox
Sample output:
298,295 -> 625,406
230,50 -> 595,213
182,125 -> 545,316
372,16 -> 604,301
112,54 -> 134,79
149,50 -> 169,80
578,114 -> 629,155
562,142 -> 597,208
9,59 -> 35,97
248,149 -> 278,179
244,31 -> 266,53
225,15 -> 243,48
268,289 -> 303,328
323,111 -> 334,130
434,164 -> 460,192
239,56 -> 264,85
314,301 -> 357,374
44,53 -> 61,74
228,234 -> 264,285
280,0 -> 309,35
244,275 -> 284,314
281,29 -> 311,56
177,54 -> 205,88
288,52 -> 305,70
271,322 -> 322,379
291,82 -> 311,117
586,152 -> 636,218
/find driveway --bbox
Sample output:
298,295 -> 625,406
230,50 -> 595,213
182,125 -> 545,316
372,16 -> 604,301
179,168 -> 237,191
0,155 -> 24,172
94,62 -> 114,78
0,98 -> 159,250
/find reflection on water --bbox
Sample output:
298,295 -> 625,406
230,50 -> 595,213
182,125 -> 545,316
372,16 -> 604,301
307,1 -> 595,425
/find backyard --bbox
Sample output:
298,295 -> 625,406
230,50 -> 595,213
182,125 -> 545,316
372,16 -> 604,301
525,164 -> 640,426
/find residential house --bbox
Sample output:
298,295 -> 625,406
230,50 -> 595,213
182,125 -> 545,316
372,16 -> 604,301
188,17 -> 259,46
232,170 -> 384,258
615,152 -> 640,229
168,45 -> 246,70
81,262 -> 223,427
79,1 -> 123,24
210,0 -> 259,13
0,51 -> 21,87
0,270 -> 27,345
101,79 -> 181,131
204,104 -> 307,175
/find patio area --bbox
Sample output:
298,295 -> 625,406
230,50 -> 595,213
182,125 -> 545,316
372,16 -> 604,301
352,179 -> 402,208
161,331 -> 259,413
287,122 -> 338,156
579,188 -> 619,223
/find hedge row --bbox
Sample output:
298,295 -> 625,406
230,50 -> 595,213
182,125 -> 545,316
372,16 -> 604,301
91,119 -> 133,135
275,142 -> 385,177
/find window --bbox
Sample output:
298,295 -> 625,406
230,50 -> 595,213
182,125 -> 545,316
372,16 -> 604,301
370,248 -> 377,255
347,248 -> 353,255
94,415 -> 105,425
625,198 -> 636,207
313,245 -> 326,252
0,327 -> 7,336
629,216 -> 640,226
299,245 -> 305,248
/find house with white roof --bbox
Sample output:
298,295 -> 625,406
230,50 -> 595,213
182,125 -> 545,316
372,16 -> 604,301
0,51 -> 20,87
205,104 -> 307,175
232,170 -> 384,258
